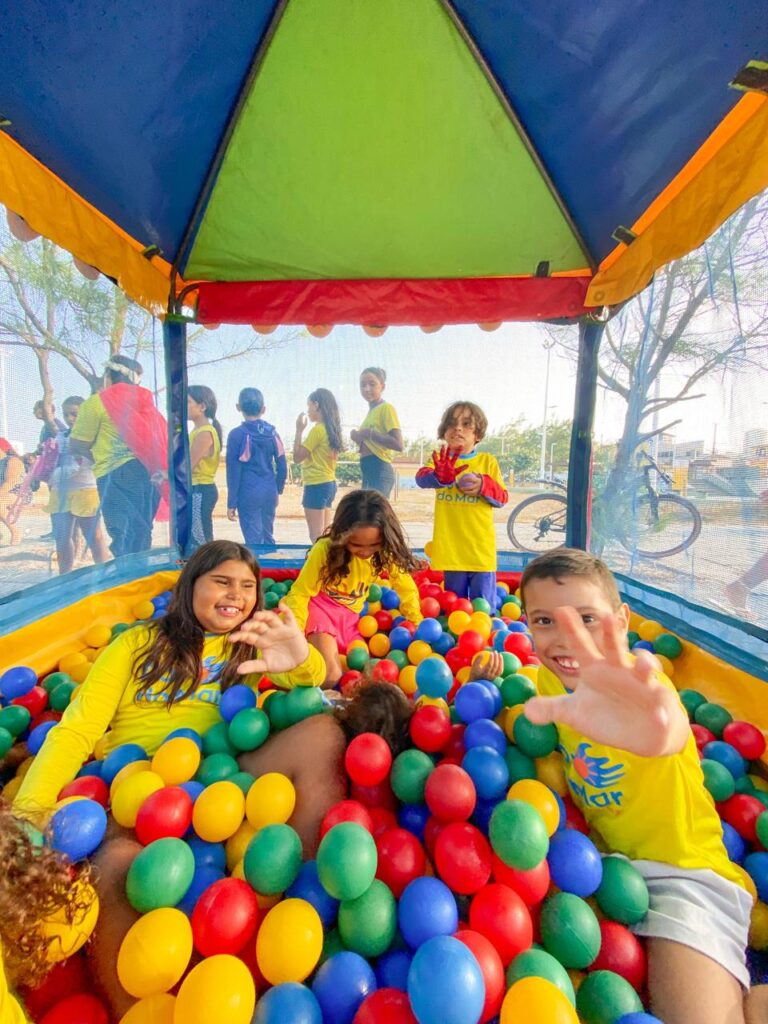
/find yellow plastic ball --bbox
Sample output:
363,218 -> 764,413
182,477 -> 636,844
110,759 -> 152,797
358,615 -> 379,638
733,865 -> 758,902
423,541 -> 434,560
751,901 -> 768,951
82,647 -> 102,663
193,781 -> 245,842
637,619 -> 664,642
226,820 -> 257,871
69,661 -> 92,684
84,624 -> 112,648
367,601 -> 381,615
500,977 -> 579,1024
750,775 -> 768,794
58,651 -> 87,673
447,610 -> 471,635
117,908 -> 193,998
368,633 -> 391,658
399,665 -> 418,696
119,993 -> 177,1024
257,689 -> 275,708
456,666 -> 472,685
519,665 -> 540,684
508,778 -> 560,836
94,735 -> 111,760
347,638 -> 369,654
535,752 -> 568,797
174,954 -> 255,1024
40,882 -> 99,963
501,601 -> 522,621
407,640 -> 432,665
656,654 -> 675,678
16,755 -> 35,778
256,898 -> 323,985
497,581 -> 510,594
112,771 -> 165,828
468,612 -> 493,639
502,704 -> 526,740
151,738 -> 201,786
2,776 -> 22,801
133,599 -> 156,621
245,772 -> 296,830
415,696 -> 450,715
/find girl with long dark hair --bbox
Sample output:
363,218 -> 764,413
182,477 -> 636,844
188,384 -> 223,547
294,387 -> 343,542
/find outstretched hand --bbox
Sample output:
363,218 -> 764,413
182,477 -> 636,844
432,446 -> 467,486
230,602 -> 310,676
524,607 -> 689,757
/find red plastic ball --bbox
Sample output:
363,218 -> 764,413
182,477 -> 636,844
410,705 -> 452,753
351,778 -> 397,812
58,776 -> 109,807
320,799 -> 374,838
425,763 -> 477,822
368,806 -> 399,837
435,822 -> 493,894
445,648 -> 471,674
458,630 -> 486,657
723,721 -> 767,761
453,598 -> 474,615
374,610 -> 394,633
376,827 -> 428,897
720,793 -> 765,842
191,877 -> 260,957
469,883 -> 533,965
423,583 -> 443,600
420,597 -> 441,619
20,953 -> 89,1019
29,710 -> 62,731
353,988 -> 417,1024
371,659 -> 400,684
39,993 -> 109,1024
691,723 -> 716,750
503,633 -> 533,658
423,815 -> 447,858
339,670 -> 364,695
455,928 -> 505,1022
592,920 -> 647,991
491,853 -> 550,906
345,732 -> 393,787
563,797 -> 590,834
439,591 -> 459,613
135,785 -> 194,845
443,724 -> 468,762
12,685 -> 48,718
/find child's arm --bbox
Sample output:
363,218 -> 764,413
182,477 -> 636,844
458,457 -> 508,505
416,447 -> 466,489
274,431 -> 288,494
525,608 -> 690,757
293,414 -> 310,464
230,603 -> 324,685
225,429 -> 243,512
387,566 -> 424,624
282,540 -> 327,630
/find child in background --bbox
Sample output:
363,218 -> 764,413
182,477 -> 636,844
0,439 -> 25,546
350,367 -> 403,498
286,489 -> 422,685
188,384 -> 223,547
520,548 -> 768,1024
294,387 -> 343,542
416,401 -> 508,609
226,387 -> 286,546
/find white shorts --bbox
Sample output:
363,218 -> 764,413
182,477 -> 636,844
630,859 -> 752,988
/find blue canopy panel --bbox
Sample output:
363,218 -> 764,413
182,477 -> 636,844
0,0 -> 280,259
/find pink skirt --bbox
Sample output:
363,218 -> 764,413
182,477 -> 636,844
305,593 -> 362,653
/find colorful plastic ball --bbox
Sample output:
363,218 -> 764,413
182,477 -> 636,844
39,994 -> 109,1024
146,737 -> 200,785
744,852 -> 768,902
186,836 -> 227,870
454,928 -> 505,1022
576,970 -> 644,1024
244,823 -> 302,894
134,786 -> 193,845
389,626 -> 413,651
117,907 -> 193,998
547,830 -> 602,897
375,948 -> 412,991
492,853 -> 550,906
615,1015 -> 664,1024
425,763 -> 477,822
503,632 -> 533,659
489,798 -> 549,871
321,800 -> 374,838
358,615 -> 379,638
192,780 -> 245,842
500,672 -> 537,707
0,702 -> 31,737
346,647 -> 370,671
37,880 -> 99,963
469,882 -> 533,965
722,820 -> 747,863
101,743 -> 148,786
190,877 -> 260,956
0,664 -> 37,699
458,629 -> 486,657
398,876 -> 458,948
176,864 -> 226,916
702,739 -> 746,778
345,732 -> 393,786
380,588 -> 400,611
27,720 -> 58,755
651,632 -> 682,658
376,827 -> 427,897
245,772 -> 296,829
125,838 -> 195,913
398,802 -> 430,841
415,618 -> 443,644
462,746 -> 510,801
500,977 -> 579,1024
58,775 -> 109,807
453,682 -> 493,724
174,954 -> 255,1024
594,856 -> 650,924
218,683 -> 257,722
504,744 -> 537,784
410,705 -> 451,753
368,633 -> 391,658
253,983 -> 322,1024
287,860 -> 340,928
338,878 -> 397,958
353,988 -> 416,1023
724,721 -> 767,761
415,656 -> 453,698
390,748 -> 434,803
255,897 -> 324,985
464,717 -> 506,756
317,822 -> 378,901
435,821 -> 492,894
721,793 -> 765,842
592,921 -> 647,991
447,609 -> 472,635
371,659 -> 400,684
165,727 -> 203,749
694,701 -> 733,737
312,951 -> 377,1024
505,947 -> 575,1004
507,779 -> 560,836
700,758 -> 736,801
540,892 -> 601,968
513,714 -> 558,758
49,798 -> 107,861
407,935 -> 485,1024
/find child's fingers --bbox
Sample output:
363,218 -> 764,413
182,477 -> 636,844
276,602 -> 298,628
524,695 -> 570,726
599,613 -> 632,667
236,658 -> 268,675
553,607 -> 602,665
632,648 -> 662,687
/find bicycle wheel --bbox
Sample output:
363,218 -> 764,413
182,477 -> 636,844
617,492 -> 702,558
506,494 -> 568,552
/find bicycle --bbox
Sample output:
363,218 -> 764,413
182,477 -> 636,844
506,451 -> 702,559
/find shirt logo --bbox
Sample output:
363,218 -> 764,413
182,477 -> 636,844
560,741 -> 625,809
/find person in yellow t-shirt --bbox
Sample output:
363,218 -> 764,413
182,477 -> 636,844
286,489 -> 422,685
520,548 -> 768,1024
187,385 -> 223,548
294,388 -> 343,542
416,401 -> 508,610
350,367 -> 403,499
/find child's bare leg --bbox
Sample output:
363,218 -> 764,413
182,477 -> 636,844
88,834 -> 142,1021
647,938 -> 746,1024
238,713 -> 347,857
746,984 -> 768,1024
304,508 -> 325,543
309,631 -> 343,687
79,514 -> 110,563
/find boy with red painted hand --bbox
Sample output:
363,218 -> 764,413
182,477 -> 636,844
416,401 -> 507,609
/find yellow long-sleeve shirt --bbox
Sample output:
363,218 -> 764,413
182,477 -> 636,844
13,626 -> 324,821
285,537 -> 422,629
0,947 -> 28,1024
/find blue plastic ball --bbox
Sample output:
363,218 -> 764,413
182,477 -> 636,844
721,821 -> 747,863
100,742 -> 148,785
165,727 -> 203,749
701,740 -> 746,778
507,621 -> 529,634
49,798 -> 108,861
464,718 -> 507,756
254,983 -> 322,1024
287,859 -> 340,929
176,864 -> 226,916
219,684 -> 257,722
380,589 -> 401,611
471,797 -> 499,835
398,803 -> 430,842
186,837 -> 227,871
432,633 -> 455,656
415,619 -> 443,645
745,852 -> 768,902
389,626 -> 413,651
462,745 -> 510,800
476,678 -> 503,715
398,877 -> 458,949
76,760 -> 103,779
547,829 -> 603,897
27,720 -> 57,755
179,780 -> 205,802
407,935 -> 485,1024
552,790 -> 567,830
375,948 -> 413,991
454,682 -> 496,724
0,665 -> 37,700
632,640 -> 655,652
615,1015 -> 664,1024
311,952 -> 376,1024
415,656 -> 453,698
492,630 -> 510,651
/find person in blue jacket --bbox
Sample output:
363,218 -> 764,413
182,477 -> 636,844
226,387 -> 287,546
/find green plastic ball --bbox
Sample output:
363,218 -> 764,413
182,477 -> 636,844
346,647 -> 370,672
229,771 -> 256,795
501,673 -> 537,707
319,927 -> 346,965
390,749 -> 434,804
540,892 -> 601,969
264,591 -> 280,609
471,597 -> 491,614
125,838 -> 195,913
266,690 -> 292,731
388,649 -> 409,669
244,823 -> 302,894
111,622 -> 132,638
0,704 -> 31,737
734,775 -> 756,795
317,822 -> 378,901
594,856 -> 649,925
694,702 -> 733,737
228,707 -> 270,751
49,681 -> 76,711
576,970 -> 643,1024
504,744 -> 537,784
489,799 -> 549,870
202,721 -> 238,757
678,689 -> 707,718
513,714 -> 558,758
368,584 -> 382,603
0,727 -> 13,759
700,759 -> 736,802
500,652 -> 522,675
284,685 -> 323,725
195,752 -> 239,787
261,577 -> 276,591
505,947 -> 576,1005
41,671 -> 72,693
338,879 -> 397,957
626,630 -> 640,648
653,632 -> 683,659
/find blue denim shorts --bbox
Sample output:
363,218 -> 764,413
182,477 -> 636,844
303,481 -> 337,509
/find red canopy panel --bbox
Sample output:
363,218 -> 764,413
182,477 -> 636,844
194,275 -> 592,326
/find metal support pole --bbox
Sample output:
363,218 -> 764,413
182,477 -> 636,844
163,317 -> 191,555
539,342 -> 552,478
566,321 -> 604,549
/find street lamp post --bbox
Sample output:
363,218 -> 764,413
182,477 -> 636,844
539,342 -> 554,479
